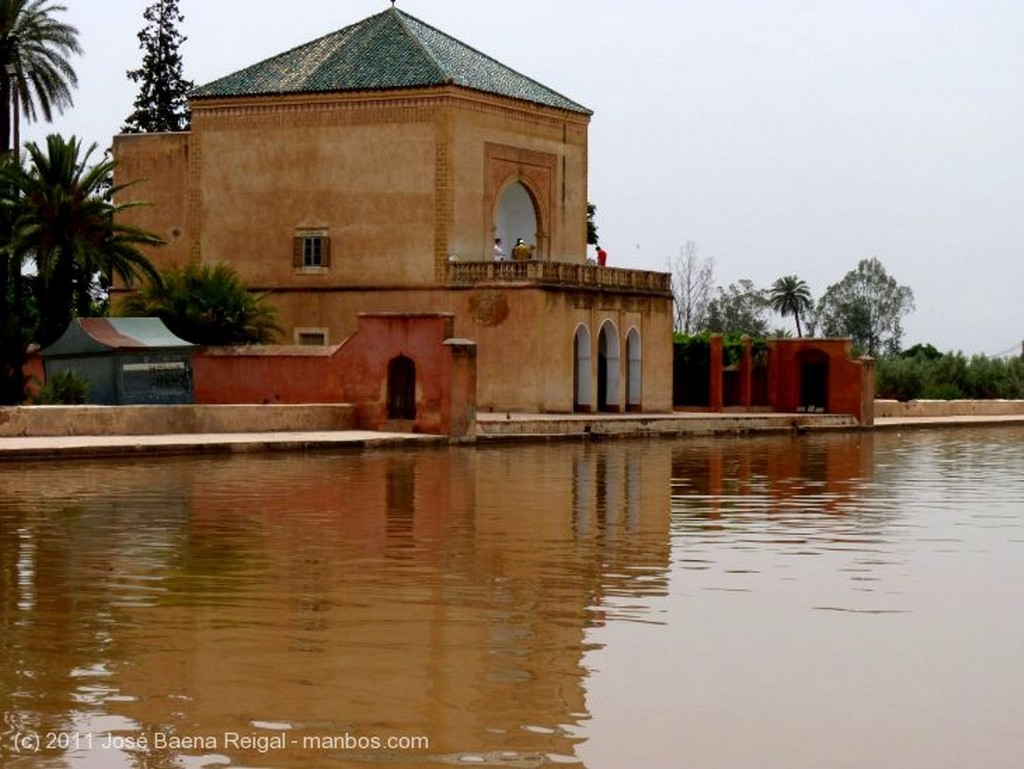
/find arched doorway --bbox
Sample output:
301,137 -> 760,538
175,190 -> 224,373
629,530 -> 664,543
597,321 -> 620,412
494,181 -> 539,258
573,325 -> 592,412
798,349 -> 829,412
626,328 -> 642,411
387,354 -> 416,420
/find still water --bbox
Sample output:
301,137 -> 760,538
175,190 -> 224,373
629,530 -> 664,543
1,429 -> 1022,769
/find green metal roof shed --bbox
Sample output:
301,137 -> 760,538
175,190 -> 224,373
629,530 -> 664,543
41,318 -> 196,405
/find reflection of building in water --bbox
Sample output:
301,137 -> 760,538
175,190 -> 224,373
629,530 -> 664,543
0,460 -> 196,759
671,432 -> 876,522
0,444 -> 670,765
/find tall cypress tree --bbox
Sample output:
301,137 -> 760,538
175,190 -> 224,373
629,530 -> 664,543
122,0 -> 193,133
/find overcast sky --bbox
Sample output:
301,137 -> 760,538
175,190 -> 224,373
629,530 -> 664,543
26,0 -> 1023,355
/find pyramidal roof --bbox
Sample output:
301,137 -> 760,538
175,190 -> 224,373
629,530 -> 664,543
190,7 -> 591,115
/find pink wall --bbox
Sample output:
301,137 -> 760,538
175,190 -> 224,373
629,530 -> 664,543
767,338 -> 871,424
193,313 -> 477,436
699,336 -> 873,425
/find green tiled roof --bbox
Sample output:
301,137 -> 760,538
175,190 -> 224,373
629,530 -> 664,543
190,8 -> 591,115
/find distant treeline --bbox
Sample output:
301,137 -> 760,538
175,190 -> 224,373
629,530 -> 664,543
876,344 -> 1024,401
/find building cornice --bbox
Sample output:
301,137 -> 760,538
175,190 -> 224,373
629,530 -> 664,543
191,85 -> 590,129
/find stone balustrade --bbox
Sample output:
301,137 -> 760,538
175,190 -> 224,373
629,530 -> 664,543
447,260 -> 671,295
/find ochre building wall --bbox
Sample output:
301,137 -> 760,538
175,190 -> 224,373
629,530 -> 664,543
112,132 -> 191,270
111,86 -> 674,416
115,88 -> 590,288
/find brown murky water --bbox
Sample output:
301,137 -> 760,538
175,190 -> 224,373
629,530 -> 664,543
1,429 -> 1022,768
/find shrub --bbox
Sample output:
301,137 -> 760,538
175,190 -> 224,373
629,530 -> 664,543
877,349 -> 1024,401
876,355 -> 924,401
920,382 -> 963,400
33,370 -> 89,404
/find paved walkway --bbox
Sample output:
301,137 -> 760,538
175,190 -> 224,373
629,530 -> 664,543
0,413 -> 1021,461
874,414 -> 1024,429
0,430 -> 446,461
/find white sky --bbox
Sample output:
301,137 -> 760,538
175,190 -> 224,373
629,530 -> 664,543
26,0 -> 1024,355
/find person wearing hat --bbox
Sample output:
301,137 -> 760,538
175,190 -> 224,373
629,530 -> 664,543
512,238 -> 531,261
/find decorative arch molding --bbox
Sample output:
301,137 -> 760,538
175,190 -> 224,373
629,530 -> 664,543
485,142 -> 555,261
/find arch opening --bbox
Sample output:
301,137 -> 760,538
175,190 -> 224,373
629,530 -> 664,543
597,321 -> 621,412
626,328 -> 642,411
387,354 -> 416,420
798,349 -> 829,412
494,181 -> 539,260
573,325 -> 592,412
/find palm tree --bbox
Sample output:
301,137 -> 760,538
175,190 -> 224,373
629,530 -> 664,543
117,262 -> 281,346
0,134 -> 164,346
0,0 -> 82,155
769,275 -> 813,337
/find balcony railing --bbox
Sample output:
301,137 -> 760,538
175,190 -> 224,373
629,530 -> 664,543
447,260 -> 671,295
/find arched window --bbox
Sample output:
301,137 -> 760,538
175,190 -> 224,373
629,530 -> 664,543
387,355 -> 416,420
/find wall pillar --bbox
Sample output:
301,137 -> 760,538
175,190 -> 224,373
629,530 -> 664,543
445,339 -> 477,438
709,334 -> 723,412
858,357 -> 875,426
739,335 -> 752,409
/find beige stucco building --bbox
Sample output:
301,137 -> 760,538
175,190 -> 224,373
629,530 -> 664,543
114,7 -> 673,414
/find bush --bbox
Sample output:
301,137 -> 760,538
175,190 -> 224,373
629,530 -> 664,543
33,370 -> 89,404
920,382 -> 963,400
877,348 -> 1024,401
876,355 -> 925,401
117,262 -> 281,345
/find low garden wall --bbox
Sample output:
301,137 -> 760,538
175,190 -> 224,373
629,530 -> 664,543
0,404 -> 356,437
874,399 -> 1024,418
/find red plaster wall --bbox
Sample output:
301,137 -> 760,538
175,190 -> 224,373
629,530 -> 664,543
193,350 -> 343,405
192,313 -> 476,436
335,314 -> 457,434
766,338 -> 871,423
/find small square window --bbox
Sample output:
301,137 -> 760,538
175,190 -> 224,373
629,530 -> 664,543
297,331 -> 327,346
293,231 -> 330,270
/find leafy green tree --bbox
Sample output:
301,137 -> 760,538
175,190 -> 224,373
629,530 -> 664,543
0,269 -> 31,403
768,274 -> 812,337
0,134 -> 164,347
586,202 -> 598,246
0,0 -> 81,154
900,342 -> 942,361
0,0 -> 80,401
811,257 -> 914,356
706,279 -> 769,337
122,0 -> 193,133
117,262 -> 281,346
